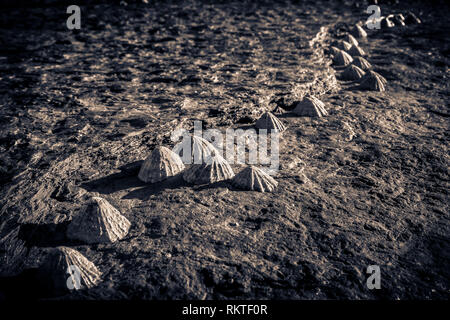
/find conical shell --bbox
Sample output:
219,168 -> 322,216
333,50 -> 353,66
255,112 -> 286,132
232,166 -> 278,192
352,56 -> 372,70
183,154 -> 235,185
405,12 -> 421,24
67,197 -> 131,244
330,46 -> 341,56
272,105 -> 285,115
351,25 -> 367,38
293,96 -> 328,117
38,246 -> 101,294
348,45 -> 366,57
380,17 -> 395,29
342,64 -> 365,80
359,71 -> 387,91
344,34 -> 359,47
138,146 -> 185,183
173,135 -> 218,165
337,40 -> 352,51
393,15 -> 405,27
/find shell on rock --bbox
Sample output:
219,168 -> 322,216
183,154 -> 234,185
405,11 -> 421,24
351,25 -> 367,38
37,246 -> 102,294
293,96 -> 328,117
330,46 -> 341,56
333,50 -> 353,66
359,70 -> 387,91
232,166 -> 278,192
337,40 -> 352,51
342,64 -> 365,81
352,56 -> 372,70
173,135 -> 218,165
344,34 -> 359,47
255,112 -> 286,132
138,146 -> 185,183
348,45 -> 366,57
67,197 -> 131,244
380,17 -> 395,29
392,15 -> 406,27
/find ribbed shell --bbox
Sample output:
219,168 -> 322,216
333,50 -> 353,66
232,166 -> 278,192
342,64 -> 366,80
337,40 -> 352,51
293,96 -> 328,117
255,112 -> 286,132
352,56 -> 372,70
67,197 -> 131,244
183,154 -> 235,184
405,12 -> 421,24
359,71 -> 387,91
393,16 -> 405,27
348,45 -> 366,57
38,247 -> 101,293
380,17 -> 395,28
330,46 -> 341,56
352,25 -> 367,38
344,34 -> 359,47
138,146 -> 185,183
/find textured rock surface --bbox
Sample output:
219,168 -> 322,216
67,197 -> 131,244
138,146 -> 185,183
233,166 -> 278,192
0,1 -> 448,301
255,112 -> 286,132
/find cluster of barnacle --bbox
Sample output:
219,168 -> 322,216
329,11 -> 421,92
